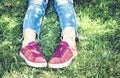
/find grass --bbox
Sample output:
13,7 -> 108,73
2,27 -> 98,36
0,0 -> 120,78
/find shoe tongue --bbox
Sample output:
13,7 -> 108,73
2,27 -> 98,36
29,41 -> 37,46
60,41 -> 69,46
28,41 -> 40,50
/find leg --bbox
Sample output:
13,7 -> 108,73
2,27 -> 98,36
20,0 -> 48,67
54,0 -> 78,47
49,0 -> 78,68
22,0 -> 48,47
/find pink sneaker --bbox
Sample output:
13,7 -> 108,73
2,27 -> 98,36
20,41 -> 47,67
49,41 -> 77,68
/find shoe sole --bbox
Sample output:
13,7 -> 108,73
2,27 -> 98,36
49,52 -> 77,68
20,52 -> 47,68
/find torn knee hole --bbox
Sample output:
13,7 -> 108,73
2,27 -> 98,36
56,0 -> 68,4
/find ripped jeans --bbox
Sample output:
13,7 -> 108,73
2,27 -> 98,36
23,0 -> 79,39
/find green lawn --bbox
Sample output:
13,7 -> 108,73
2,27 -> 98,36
0,0 -> 120,78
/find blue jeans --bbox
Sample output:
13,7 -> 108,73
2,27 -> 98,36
23,0 -> 79,39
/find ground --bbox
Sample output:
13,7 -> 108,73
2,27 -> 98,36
0,0 -> 120,78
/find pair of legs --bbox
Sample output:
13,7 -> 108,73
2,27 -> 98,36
20,0 -> 78,68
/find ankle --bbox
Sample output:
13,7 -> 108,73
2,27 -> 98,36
22,39 -> 36,48
62,36 -> 76,47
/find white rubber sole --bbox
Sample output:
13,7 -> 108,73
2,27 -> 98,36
20,52 -> 47,68
49,53 -> 77,68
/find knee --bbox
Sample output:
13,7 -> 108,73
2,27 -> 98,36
57,0 -> 68,4
29,0 -> 44,5
55,0 -> 73,6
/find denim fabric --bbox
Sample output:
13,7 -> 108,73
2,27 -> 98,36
23,0 -> 79,39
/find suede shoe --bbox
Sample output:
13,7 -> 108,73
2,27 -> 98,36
49,41 -> 77,68
20,41 -> 47,67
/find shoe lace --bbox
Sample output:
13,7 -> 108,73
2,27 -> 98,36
27,42 -> 43,56
53,41 -> 69,57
